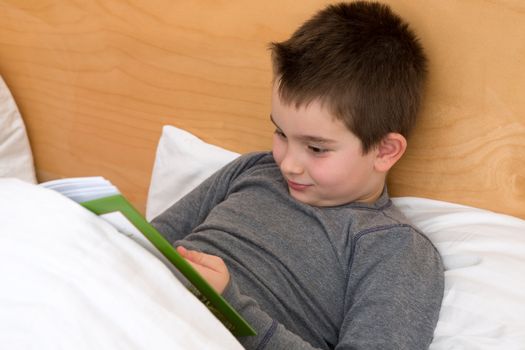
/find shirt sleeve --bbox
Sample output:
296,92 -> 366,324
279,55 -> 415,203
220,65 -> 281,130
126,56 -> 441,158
151,152 -> 266,244
222,275 -> 328,350
337,226 -> 444,349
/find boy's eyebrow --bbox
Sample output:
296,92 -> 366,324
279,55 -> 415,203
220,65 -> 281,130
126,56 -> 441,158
269,114 -> 279,128
270,114 -> 337,144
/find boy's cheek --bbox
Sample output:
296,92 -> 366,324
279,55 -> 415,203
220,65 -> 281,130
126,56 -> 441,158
271,138 -> 285,165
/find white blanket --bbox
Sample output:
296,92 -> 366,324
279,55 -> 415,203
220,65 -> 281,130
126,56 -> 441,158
0,178 -> 243,350
3,176 -> 525,349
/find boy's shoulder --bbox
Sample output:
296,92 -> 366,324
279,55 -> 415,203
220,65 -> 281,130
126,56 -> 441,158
237,151 -> 274,164
219,151 -> 280,184
338,192 -> 420,236
350,198 -> 437,252
228,151 -> 277,173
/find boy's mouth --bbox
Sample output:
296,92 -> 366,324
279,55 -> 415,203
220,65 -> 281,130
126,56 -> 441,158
287,179 -> 311,191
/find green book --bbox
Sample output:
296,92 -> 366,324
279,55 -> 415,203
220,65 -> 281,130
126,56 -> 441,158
40,176 -> 256,337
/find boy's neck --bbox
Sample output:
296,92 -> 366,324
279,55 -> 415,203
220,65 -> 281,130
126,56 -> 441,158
356,183 -> 385,204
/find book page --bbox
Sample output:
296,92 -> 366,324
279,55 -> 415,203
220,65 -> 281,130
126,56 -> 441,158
40,177 -> 119,202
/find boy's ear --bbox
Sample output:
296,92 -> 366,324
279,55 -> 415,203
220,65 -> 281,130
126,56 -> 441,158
373,133 -> 407,173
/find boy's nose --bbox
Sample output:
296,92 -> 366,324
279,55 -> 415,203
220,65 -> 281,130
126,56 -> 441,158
280,152 -> 304,175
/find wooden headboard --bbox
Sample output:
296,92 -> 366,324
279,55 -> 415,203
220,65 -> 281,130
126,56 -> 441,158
1,0 -> 524,219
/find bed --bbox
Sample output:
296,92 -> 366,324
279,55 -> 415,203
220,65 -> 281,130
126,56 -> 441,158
1,1 -> 524,349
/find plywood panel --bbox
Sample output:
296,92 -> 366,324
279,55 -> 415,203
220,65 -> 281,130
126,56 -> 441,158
386,0 -> 525,219
0,0 -> 524,218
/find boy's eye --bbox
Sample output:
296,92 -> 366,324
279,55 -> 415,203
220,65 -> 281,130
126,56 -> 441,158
308,145 -> 329,154
274,129 -> 286,138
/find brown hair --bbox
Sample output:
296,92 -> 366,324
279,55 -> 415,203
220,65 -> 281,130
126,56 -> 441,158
270,1 -> 428,153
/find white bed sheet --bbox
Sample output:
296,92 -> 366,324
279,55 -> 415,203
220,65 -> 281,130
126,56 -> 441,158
0,178 -> 243,350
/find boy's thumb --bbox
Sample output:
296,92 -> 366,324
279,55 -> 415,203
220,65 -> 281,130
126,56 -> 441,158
177,246 -> 225,272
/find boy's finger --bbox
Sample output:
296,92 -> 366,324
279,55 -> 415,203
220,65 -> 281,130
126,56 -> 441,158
177,246 -> 223,271
177,246 -> 201,263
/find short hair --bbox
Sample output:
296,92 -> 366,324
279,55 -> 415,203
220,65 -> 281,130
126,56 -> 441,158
270,1 -> 428,153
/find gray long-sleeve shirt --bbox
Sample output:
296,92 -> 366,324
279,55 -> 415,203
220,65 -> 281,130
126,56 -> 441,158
151,152 -> 444,349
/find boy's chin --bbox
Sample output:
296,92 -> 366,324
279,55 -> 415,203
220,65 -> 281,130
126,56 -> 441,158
288,190 -> 334,207
288,189 -> 315,205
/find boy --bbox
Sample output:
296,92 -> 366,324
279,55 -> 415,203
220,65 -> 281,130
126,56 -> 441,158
152,1 -> 444,349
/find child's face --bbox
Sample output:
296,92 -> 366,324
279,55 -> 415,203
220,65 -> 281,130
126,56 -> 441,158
271,83 -> 385,207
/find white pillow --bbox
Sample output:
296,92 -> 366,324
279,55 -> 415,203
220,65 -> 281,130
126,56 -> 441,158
146,125 -> 240,221
0,76 -> 36,183
147,126 -> 525,349
392,197 -> 525,349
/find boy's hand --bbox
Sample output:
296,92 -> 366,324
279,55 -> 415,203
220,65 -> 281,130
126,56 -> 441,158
176,246 -> 230,294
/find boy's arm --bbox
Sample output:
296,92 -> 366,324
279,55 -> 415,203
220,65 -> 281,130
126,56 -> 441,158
222,274 -> 329,349
338,227 -> 444,349
180,248 -> 327,349
151,153 -> 264,243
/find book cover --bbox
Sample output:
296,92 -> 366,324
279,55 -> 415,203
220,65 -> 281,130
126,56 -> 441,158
40,177 -> 256,337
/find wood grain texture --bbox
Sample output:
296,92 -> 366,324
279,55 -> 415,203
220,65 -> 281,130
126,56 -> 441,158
0,0 -> 524,218
387,0 -> 525,219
